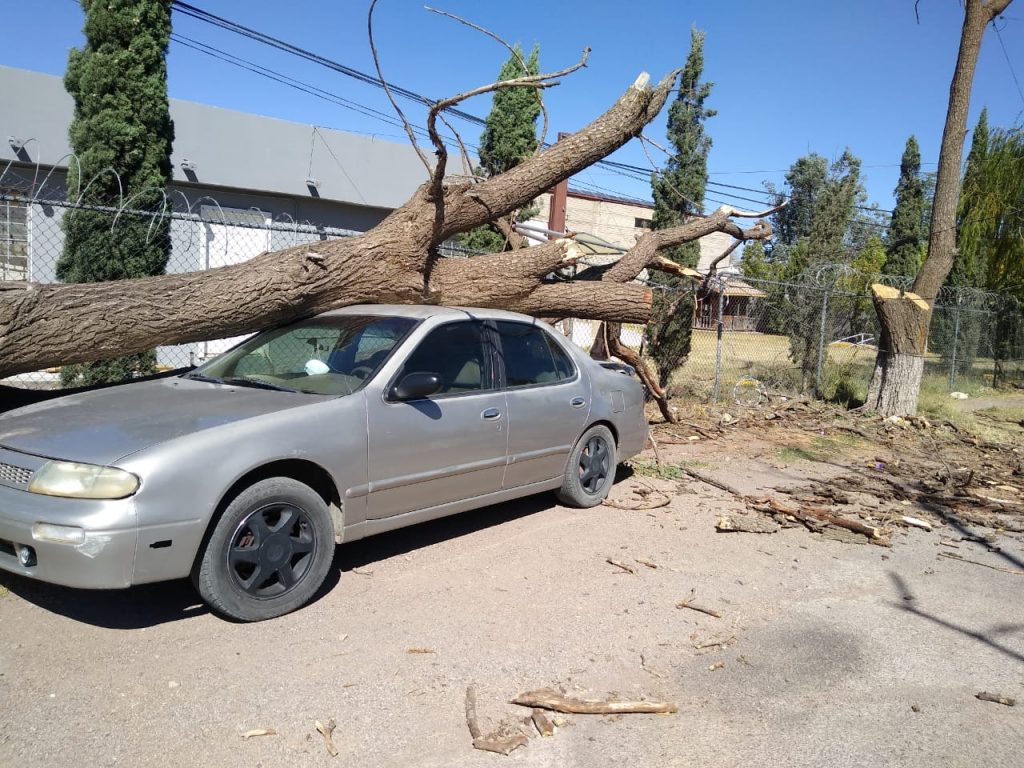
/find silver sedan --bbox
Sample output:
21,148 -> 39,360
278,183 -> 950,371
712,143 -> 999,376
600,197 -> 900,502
0,306 -> 647,620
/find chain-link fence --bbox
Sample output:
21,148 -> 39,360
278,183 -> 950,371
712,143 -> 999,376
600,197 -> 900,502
557,268 -> 1024,406
0,189 -> 473,388
3,187 -> 1022,401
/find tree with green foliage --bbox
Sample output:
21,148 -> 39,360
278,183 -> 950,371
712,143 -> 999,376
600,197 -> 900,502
955,120 -> 1024,386
646,27 -> 715,390
933,111 -> 991,372
765,150 -> 866,390
883,136 -> 926,276
58,0 -> 175,386
459,45 -> 540,254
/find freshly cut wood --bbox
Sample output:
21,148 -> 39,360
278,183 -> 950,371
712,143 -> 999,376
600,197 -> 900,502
239,729 -> 276,739
513,688 -> 677,715
531,709 -> 556,737
716,514 -> 780,534
901,515 -> 934,531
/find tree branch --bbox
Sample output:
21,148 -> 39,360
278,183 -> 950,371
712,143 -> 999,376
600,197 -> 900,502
425,48 -> 590,196
367,0 -> 432,174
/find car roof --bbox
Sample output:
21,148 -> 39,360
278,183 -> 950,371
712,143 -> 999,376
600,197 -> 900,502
321,304 -> 546,324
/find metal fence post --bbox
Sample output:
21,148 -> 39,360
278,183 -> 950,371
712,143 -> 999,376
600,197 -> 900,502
815,288 -> 830,398
711,286 -> 725,402
949,292 -> 961,391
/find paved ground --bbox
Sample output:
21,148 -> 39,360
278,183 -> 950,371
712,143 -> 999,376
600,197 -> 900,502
2,433 -> 1023,767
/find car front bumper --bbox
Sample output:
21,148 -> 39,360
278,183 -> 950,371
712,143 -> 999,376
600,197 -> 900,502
0,482 -> 138,589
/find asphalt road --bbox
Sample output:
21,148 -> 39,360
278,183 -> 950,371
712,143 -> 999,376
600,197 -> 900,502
1,456 -> 1022,767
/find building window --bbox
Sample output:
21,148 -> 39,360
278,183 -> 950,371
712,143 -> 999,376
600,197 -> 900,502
0,190 -> 29,281
634,217 -> 652,229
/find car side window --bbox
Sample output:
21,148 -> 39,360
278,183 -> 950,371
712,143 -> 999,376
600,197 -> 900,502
396,321 -> 493,395
546,334 -> 576,380
496,321 -> 568,388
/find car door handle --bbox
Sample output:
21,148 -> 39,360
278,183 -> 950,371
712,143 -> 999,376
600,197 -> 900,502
481,408 -> 502,420
570,396 -> 586,408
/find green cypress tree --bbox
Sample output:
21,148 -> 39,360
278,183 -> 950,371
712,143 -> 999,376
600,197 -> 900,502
933,109 -> 991,371
646,27 -> 715,390
460,45 -> 540,253
883,136 -> 925,276
651,27 -> 715,268
58,0 -> 175,386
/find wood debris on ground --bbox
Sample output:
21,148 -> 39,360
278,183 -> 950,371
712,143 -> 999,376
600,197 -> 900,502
605,558 -> 636,575
975,691 -> 1016,706
655,399 -> 1023,549
464,685 -> 528,756
239,728 -> 276,739
512,687 -> 677,715
676,588 -> 722,618
315,719 -> 339,757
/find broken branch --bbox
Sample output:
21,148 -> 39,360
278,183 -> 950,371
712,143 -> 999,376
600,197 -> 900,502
513,688 -> 677,715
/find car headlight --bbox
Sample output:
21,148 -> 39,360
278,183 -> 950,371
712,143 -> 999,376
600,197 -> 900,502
28,461 -> 140,500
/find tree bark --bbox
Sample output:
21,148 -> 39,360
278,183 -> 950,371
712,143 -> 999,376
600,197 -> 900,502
866,0 -> 1013,416
0,69 -> 772,380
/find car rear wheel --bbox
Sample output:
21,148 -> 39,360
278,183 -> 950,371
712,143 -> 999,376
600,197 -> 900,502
556,424 -> 616,508
194,477 -> 335,621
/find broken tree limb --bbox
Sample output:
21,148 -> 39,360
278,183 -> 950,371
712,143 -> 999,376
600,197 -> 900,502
681,467 -> 747,498
465,685 -> 529,755
975,691 -> 1016,706
512,688 -> 677,715
531,709 -> 556,736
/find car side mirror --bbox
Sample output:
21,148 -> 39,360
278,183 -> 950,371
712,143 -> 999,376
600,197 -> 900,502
391,372 -> 442,401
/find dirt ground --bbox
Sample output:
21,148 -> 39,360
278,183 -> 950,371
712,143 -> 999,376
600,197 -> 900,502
2,397 -> 1023,768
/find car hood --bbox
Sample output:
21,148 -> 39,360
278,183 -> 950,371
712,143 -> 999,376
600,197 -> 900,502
0,377 -> 319,465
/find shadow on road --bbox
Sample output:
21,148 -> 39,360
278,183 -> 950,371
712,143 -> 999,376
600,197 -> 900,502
1,492 -> 561,628
334,493 -> 556,573
887,571 -> 1024,666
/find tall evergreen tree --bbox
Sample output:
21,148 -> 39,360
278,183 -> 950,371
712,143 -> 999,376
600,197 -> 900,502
883,136 -> 926,275
460,45 -> 540,254
646,27 -> 715,390
766,150 -> 865,390
58,0 -> 175,386
651,27 -> 715,269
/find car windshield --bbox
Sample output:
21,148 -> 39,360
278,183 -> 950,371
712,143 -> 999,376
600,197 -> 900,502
185,315 -> 417,396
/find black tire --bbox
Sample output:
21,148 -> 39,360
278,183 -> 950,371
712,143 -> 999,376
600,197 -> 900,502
556,424 -> 617,508
195,477 -> 335,621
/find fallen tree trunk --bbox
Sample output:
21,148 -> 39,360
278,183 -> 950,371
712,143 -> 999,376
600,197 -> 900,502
0,67 -> 772,378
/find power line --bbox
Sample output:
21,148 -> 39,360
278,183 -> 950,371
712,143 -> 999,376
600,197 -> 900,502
170,1 -> 485,126
994,24 -> 1024,112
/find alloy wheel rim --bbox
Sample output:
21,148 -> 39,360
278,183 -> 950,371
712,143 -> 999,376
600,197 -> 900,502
226,502 -> 316,599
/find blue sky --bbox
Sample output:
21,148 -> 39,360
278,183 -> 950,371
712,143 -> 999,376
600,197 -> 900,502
3,0 -> 1023,213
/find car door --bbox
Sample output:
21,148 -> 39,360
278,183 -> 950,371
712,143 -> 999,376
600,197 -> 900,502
495,320 -> 590,489
365,320 -> 508,519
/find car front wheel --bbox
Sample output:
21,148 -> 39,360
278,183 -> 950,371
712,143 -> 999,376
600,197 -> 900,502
194,477 -> 335,621
556,424 -> 617,508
